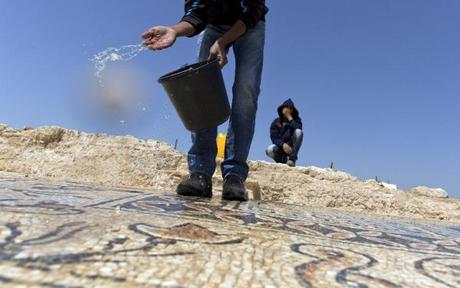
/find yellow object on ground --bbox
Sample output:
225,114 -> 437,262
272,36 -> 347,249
216,133 -> 227,158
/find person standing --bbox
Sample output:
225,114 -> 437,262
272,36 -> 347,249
142,1 -> 268,201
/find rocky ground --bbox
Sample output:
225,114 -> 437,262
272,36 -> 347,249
1,124 -> 459,223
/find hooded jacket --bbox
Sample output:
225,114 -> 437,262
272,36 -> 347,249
270,99 -> 302,147
182,0 -> 268,36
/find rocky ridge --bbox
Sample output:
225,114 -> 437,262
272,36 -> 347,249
1,124 -> 458,222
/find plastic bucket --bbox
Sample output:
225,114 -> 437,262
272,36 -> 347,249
158,59 -> 231,132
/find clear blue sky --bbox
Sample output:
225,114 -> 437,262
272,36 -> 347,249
1,1 -> 459,197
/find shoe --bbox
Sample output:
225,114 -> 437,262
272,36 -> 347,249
287,160 -> 296,167
275,156 -> 288,164
222,174 -> 248,201
176,172 -> 212,198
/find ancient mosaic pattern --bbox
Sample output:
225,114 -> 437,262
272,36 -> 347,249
0,176 -> 459,287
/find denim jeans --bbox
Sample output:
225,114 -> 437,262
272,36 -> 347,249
266,129 -> 304,163
187,21 -> 265,180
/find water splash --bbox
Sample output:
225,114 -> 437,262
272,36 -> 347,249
90,44 -> 146,88
89,43 -> 174,128
89,44 -> 149,125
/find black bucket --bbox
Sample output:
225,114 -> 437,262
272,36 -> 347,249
158,59 -> 231,132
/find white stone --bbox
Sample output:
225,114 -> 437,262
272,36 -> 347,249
406,186 -> 449,198
381,182 -> 398,190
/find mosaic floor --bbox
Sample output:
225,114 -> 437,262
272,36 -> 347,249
0,176 -> 459,287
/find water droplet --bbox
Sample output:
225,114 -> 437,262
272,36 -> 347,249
90,44 -> 146,88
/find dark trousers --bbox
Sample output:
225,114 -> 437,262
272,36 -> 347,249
266,129 -> 303,163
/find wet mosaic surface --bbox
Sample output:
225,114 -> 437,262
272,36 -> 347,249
0,176 -> 460,287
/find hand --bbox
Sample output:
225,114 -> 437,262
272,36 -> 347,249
283,143 -> 293,155
208,39 -> 228,68
282,108 -> 293,121
142,26 -> 177,51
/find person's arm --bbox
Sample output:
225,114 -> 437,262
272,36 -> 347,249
181,0 -> 209,36
270,120 -> 284,147
209,0 -> 267,67
289,118 -> 302,130
283,108 -> 302,130
172,21 -> 196,37
142,22 -> 195,50
239,0 -> 268,30
208,20 -> 247,67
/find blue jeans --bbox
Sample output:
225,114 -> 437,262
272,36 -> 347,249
187,21 -> 265,181
266,129 -> 304,163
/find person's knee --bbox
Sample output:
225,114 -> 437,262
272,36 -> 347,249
294,129 -> 303,138
265,146 -> 273,157
266,145 -> 276,158
231,95 -> 258,124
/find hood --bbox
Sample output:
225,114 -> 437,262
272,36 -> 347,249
277,98 -> 299,120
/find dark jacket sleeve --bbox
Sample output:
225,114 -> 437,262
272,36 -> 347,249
270,119 -> 284,147
289,117 -> 302,130
239,0 -> 267,29
181,0 -> 208,37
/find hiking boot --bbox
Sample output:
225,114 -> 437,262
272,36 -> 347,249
222,174 -> 248,201
176,172 -> 212,198
287,159 -> 296,167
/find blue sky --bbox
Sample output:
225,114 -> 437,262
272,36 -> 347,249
0,1 -> 459,197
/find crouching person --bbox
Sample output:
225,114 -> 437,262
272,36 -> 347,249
266,99 -> 303,167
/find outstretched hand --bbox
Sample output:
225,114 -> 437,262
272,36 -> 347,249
142,26 -> 177,51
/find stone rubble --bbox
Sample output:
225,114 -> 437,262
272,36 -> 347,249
1,124 -> 459,223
